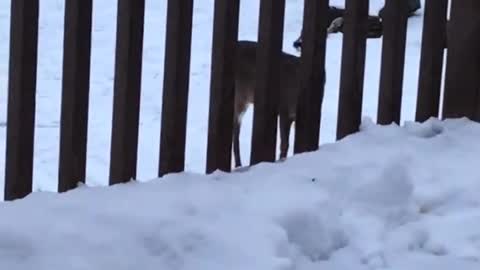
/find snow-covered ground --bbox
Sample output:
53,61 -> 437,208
1,118 -> 480,269
0,0 -> 427,192
1,1 -> 478,269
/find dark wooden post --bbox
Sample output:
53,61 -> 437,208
159,0 -> 194,176
443,0 -> 480,120
294,0 -> 329,153
377,0 -> 408,125
58,0 -> 93,192
206,0 -> 240,173
4,0 -> 39,201
336,0 -> 368,140
415,0 -> 448,122
250,0 -> 286,166
109,0 -> 145,185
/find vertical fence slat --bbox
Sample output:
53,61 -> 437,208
206,0 -> 240,173
250,0 -> 286,166
4,0 -> 39,201
58,0 -> 93,192
415,0 -> 448,122
109,0 -> 145,185
443,0 -> 480,120
294,0 -> 329,152
336,0 -> 368,140
159,0 -> 194,177
473,14 -> 480,120
377,0 -> 408,125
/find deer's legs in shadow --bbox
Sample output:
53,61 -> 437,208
279,112 -> 294,160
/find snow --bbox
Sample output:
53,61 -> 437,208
2,0 -> 479,269
1,117 -> 480,269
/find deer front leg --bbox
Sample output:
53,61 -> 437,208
279,113 -> 293,160
233,118 -> 242,168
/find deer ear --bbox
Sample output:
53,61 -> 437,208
327,17 -> 344,34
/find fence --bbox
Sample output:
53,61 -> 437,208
2,0 -> 480,201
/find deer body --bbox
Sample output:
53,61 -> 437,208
232,40 -> 316,168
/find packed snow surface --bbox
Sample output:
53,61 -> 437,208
1,118 -> 480,269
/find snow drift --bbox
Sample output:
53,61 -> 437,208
1,118 -> 479,270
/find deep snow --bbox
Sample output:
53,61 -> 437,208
1,118 -> 480,269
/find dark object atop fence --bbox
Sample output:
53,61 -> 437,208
378,0 -> 421,19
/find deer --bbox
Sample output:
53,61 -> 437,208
232,8 -> 384,168
293,6 -> 383,51
232,40 -> 308,168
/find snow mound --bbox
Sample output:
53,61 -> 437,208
1,118 -> 480,269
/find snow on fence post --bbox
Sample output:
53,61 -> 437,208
250,0 -> 286,166
58,0 -> 93,192
109,0 -> 145,185
442,0 -> 480,120
335,0 -> 369,140
294,0 -> 329,153
158,0 -> 194,177
377,0 -> 408,125
206,0 -> 240,174
415,0 -> 448,123
4,0 -> 39,201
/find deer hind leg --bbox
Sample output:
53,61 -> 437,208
279,111 -> 294,160
233,116 -> 242,168
233,103 -> 248,168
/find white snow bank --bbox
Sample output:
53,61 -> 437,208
1,117 -> 480,270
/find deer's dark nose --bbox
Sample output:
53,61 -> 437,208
293,37 -> 302,51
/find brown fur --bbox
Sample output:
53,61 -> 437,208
232,40 -> 303,168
